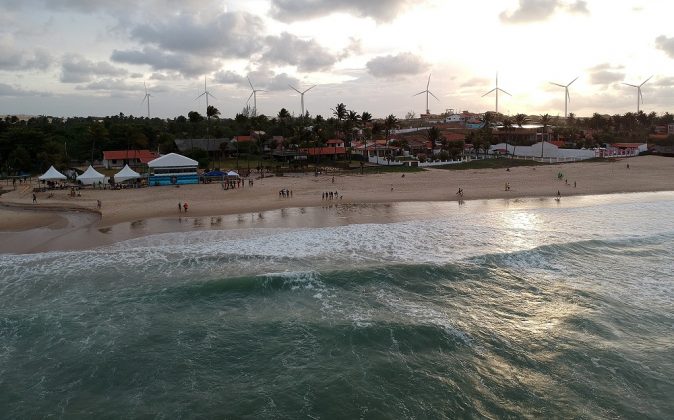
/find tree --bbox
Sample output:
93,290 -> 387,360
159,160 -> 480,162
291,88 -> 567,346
501,117 -> 513,157
405,110 -> 416,120
514,113 -> 529,128
207,105 -> 220,119
188,111 -> 204,123
384,114 -> 397,144
427,126 -> 441,147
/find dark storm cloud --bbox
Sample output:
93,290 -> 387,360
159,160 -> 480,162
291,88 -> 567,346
269,0 -> 413,23
263,33 -> 341,72
587,63 -> 625,85
111,47 -> 217,77
366,52 -> 427,78
655,35 -> 674,59
60,54 -> 128,83
500,0 -> 561,23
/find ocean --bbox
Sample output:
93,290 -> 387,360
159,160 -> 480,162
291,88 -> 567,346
1,193 -> 673,418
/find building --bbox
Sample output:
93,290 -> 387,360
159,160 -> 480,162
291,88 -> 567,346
147,153 -> 199,186
102,150 -> 158,169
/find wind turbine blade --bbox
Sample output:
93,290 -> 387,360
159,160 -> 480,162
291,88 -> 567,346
550,82 -> 565,88
568,76 -> 579,86
426,73 -> 431,90
499,88 -> 512,96
303,85 -> 316,93
429,91 -> 440,101
639,90 -> 644,104
141,96 -> 147,105
640,75 -> 653,87
482,88 -> 496,97
207,92 -> 217,100
144,81 -> 148,95
289,84 -> 301,94
414,91 -> 427,96
622,83 -> 638,88
248,77 -> 254,90
248,92 -> 254,102
567,90 -> 571,102
195,92 -> 206,100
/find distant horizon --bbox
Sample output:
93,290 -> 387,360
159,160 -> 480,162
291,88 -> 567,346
1,1 -> 673,119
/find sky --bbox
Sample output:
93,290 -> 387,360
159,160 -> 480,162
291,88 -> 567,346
1,0 -> 673,119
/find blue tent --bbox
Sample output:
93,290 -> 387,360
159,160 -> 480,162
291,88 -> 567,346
204,170 -> 226,177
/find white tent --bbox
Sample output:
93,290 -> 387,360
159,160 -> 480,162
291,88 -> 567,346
147,153 -> 198,168
114,164 -> 141,182
38,165 -> 67,181
76,165 -> 105,185
226,170 -> 240,177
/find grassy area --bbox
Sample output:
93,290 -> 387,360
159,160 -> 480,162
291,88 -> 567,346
434,158 -> 545,170
358,165 -> 425,174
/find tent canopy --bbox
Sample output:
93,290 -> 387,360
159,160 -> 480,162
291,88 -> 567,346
76,165 -> 105,185
204,170 -> 226,177
38,165 -> 67,181
226,170 -> 240,177
114,164 -> 141,182
147,153 -> 198,168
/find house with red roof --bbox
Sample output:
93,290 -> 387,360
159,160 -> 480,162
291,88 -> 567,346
102,150 -> 158,169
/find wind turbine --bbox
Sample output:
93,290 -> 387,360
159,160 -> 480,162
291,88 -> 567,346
623,76 -> 653,113
195,76 -> 216,118
413,73 -> 439,115
482,73 -> 511,114
247,77 -> 264,117
289,84 -> 316,116
550,76 -> 578,118
141,82 -> 152,118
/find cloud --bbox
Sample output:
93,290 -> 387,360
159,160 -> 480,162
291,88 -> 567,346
263,33 -> 342,72
366,52 -> 427,78
567,0 -> 589,14
500,0 -> 560,24
75,78 -> 141,91
128,11 -> 264,58
269,0 -> 413,23
111,47 -> 217,77
655,35 -> 674,59
0,82 -> 40,97
0,37 -> 52,71
460,77 -> 490,88
214,68 -> 300,92
587,63 -> 624,85
60,54 -> 128,83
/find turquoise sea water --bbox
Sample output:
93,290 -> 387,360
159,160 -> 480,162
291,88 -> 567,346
1,193 -> 673,418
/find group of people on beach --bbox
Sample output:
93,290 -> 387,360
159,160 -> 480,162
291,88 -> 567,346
177,202 -> 189,212
322,191 -> 340,200
279,189 -> 292,198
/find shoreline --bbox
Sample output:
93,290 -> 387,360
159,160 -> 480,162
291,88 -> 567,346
1,155 -> 673,253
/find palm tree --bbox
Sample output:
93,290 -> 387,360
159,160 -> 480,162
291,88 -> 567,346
539,113 -> 552,158
514,113 -> 528,128
332,103 -> 347,141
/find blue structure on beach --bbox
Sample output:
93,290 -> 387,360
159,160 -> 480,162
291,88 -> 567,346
147,153 -> 199,186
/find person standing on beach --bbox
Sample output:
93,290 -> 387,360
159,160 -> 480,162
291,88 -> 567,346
32,193 -> 37,204
178,202 -> 182,212
183,202 -> 188,213
97,200 -> 101,209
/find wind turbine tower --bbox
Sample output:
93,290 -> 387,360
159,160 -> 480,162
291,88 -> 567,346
141,82 -> 152,118
550,76 -> 578,118
623,76 -> 652,113
289,84 -> 316,116
195,76 -> 216,119
482,73 -> 511,114
414,73 -> 439,115
247,77 -> 265,117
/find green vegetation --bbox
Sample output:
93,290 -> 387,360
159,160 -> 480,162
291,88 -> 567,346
435,158 -> 544,170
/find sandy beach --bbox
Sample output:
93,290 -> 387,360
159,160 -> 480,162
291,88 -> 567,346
1,155 -> 672,252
